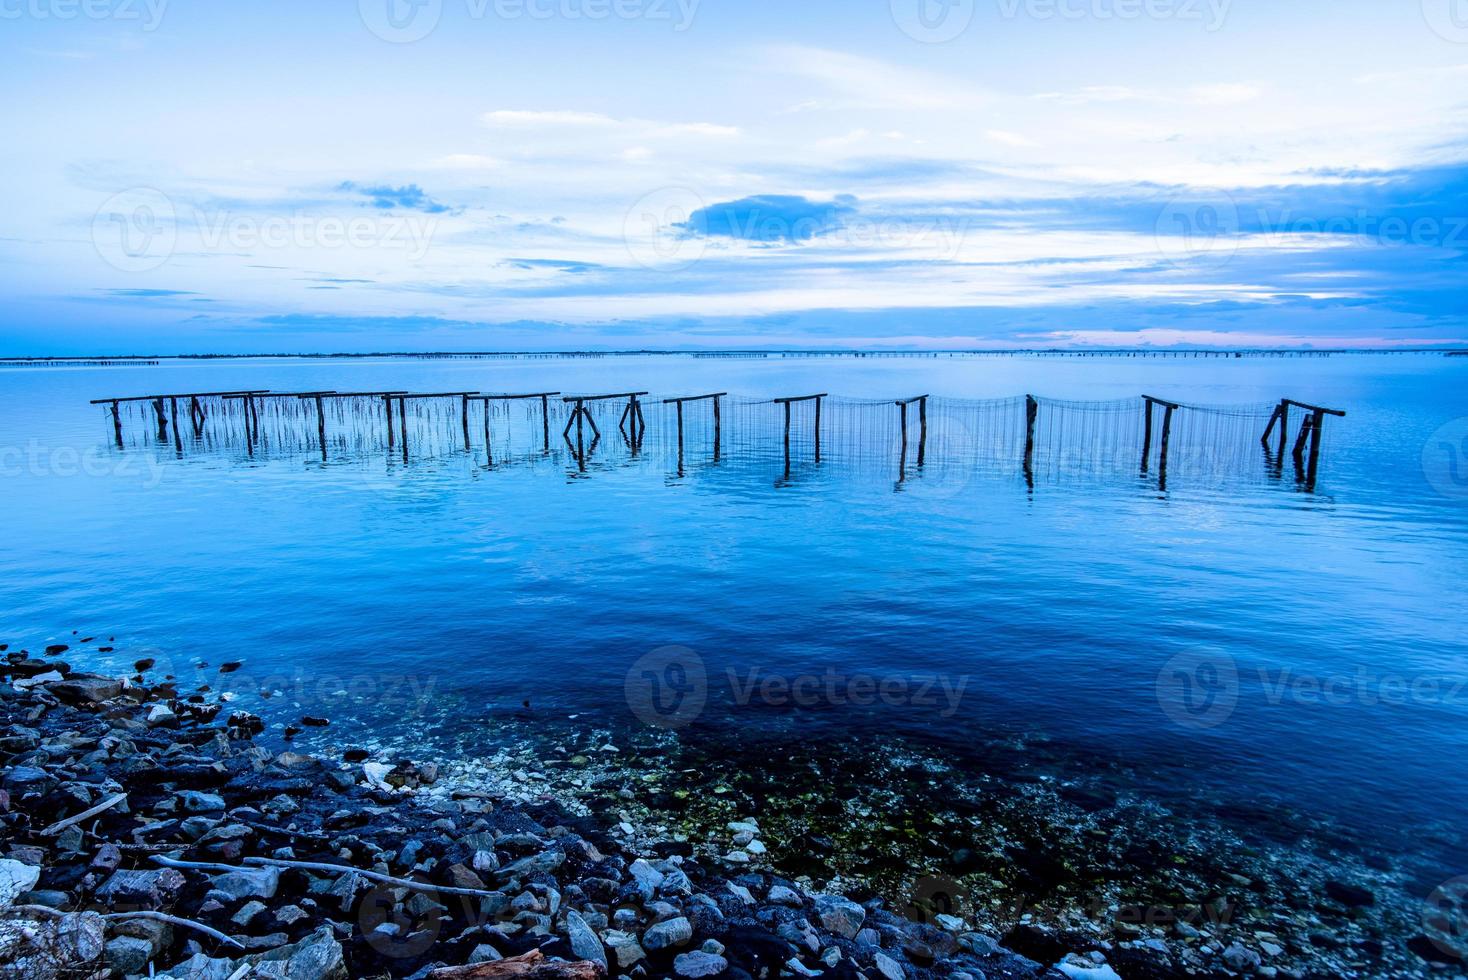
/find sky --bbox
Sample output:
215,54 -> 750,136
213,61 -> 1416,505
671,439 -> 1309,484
1,0 -> 1466,353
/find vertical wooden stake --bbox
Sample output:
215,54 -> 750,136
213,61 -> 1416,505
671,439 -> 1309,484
483,399 -> 493,466
244,395 -> 254,457
170,397 -> 181,452
398,397 -> 408,462
899,401 -> 909,470
676,400 -> 685,457
1024,395 -> 1038,472
917,395 -> 927,467
461,394 -> 471,452
1292,411 -> 1312,464
713,395 -> 721,461
110,401 -> 123,448
813,395 -> 822,463
1141,398 -> 1154,474
1278,401 -> 1290,460
315,395 -> 327,461
384,395 -> 395,449
1305,409 -> 1325,490
783,399 -> 792,479
154,397 -> 168,440
540,395 -> 550,453
1158,403 -> 1175,488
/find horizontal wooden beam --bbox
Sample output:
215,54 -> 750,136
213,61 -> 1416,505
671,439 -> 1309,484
662,392 -> 727,404
772,393 -> 828,404
1142,394 -> 1182,410
895,394 -> 929,406
1283,399 -> 1346,417
479,391 -> 560,400
91,389 -> 269,404
562,392 -> 649,402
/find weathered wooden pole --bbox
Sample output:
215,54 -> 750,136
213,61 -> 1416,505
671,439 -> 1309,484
397,397 -> 409,462
1023,395 -> 1038,472
676,399 -> 685,457
482,399 -> 493,466
314,395 -> 327,461
461,394 -> 471,452
713,395 -> 722,461
110,401 -> 123,448
243,394 -> 255,457
1141,398 -> 1155,474
190,396 -> 205,439
1277,401 -> 1290,459
1292,411 -> 1313,464
540,395 -> 551,453
169,397 -> 181,452
783,399 -> 792,477
917,395 -> 927,467
1305,408 -> 1325,490
813,395 -> 822,463
384,395 -> 395,449
153,397 -> 168,440
1157,402 -> 1176,483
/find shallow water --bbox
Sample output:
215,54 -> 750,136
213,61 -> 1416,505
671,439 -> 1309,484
3,353 -> 1467,885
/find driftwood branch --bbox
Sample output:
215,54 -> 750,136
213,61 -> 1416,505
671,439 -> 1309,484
4,905 -> 242,951
40,793 -> 127,837
152,853 -> 502,898
428,949 -> 605,980
105,910 -> 245,949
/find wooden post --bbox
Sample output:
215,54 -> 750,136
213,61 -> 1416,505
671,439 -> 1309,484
713,395 -> 722,461
540,394 -> 550,453
189,396 -> 202,438
676,400 -> 685,457
1024,395 -> 1038,472
315,395 -> 327,461
384,395 -> 395,449
398,397 -> 408,462
1158,403 -> 1176,485
1292,411 -> 1313,464
461,394 -> 471,452
1305,408 -> 1325,490
917,395 -> 927,467
813,395 -> 822,463
169,397 -> 181,452
483,399 -> 493,466
243,394 -> 254,457
783,399 -> 792,477
1141,398 -> 1154,474
1261,400 -> 1282,447
110,401 -> 123,448
899,401 -> 909,459
1277,401 -> 1290,459
153,397 -> 168,440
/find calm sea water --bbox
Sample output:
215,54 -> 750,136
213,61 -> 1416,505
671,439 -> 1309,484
4,353 -> 1467,878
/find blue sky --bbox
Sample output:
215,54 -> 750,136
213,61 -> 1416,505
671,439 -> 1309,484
2,0 -> 1466,353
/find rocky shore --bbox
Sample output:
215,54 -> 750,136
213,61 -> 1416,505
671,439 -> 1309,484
1,647 -> 1460,979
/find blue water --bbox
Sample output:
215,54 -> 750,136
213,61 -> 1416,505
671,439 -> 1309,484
4,353 -> 1467,880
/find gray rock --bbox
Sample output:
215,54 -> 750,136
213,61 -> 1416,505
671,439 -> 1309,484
628,858 -> 664,901
644,916 -> 694,951
565,910 -> 607,970
211,867 -> 279,901
97,869 -> 187,910
106,935 -> 154,974
604,929 -> 647,968
233,900 -> 267,926
252,925 -> 347,980
469,943 -> 503,963
674,950 -> 729,977
178,790 -> 225,812
768,884 -> 803,906
0,858 -> 41,911
45,674 -> 122,704
814,894 -> 865,939
874,951 -> 906,980
1222,944 -> 1262,973
498,850 -> 564,879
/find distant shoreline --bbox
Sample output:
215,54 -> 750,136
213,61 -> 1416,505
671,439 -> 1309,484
3,347 -> 1465,364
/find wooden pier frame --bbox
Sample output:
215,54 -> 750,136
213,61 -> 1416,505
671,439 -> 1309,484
562,393 -> 648,467
384,393 -> 477,462
480,392 -> 560,454
773,394 -> 827,477
1261,398 -> 1345,489
662,393 -> 727,472
1141,395 -> 1181,484
223,391 -> 336,455
92,390 -> 269,452
896,396 -> 929,474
